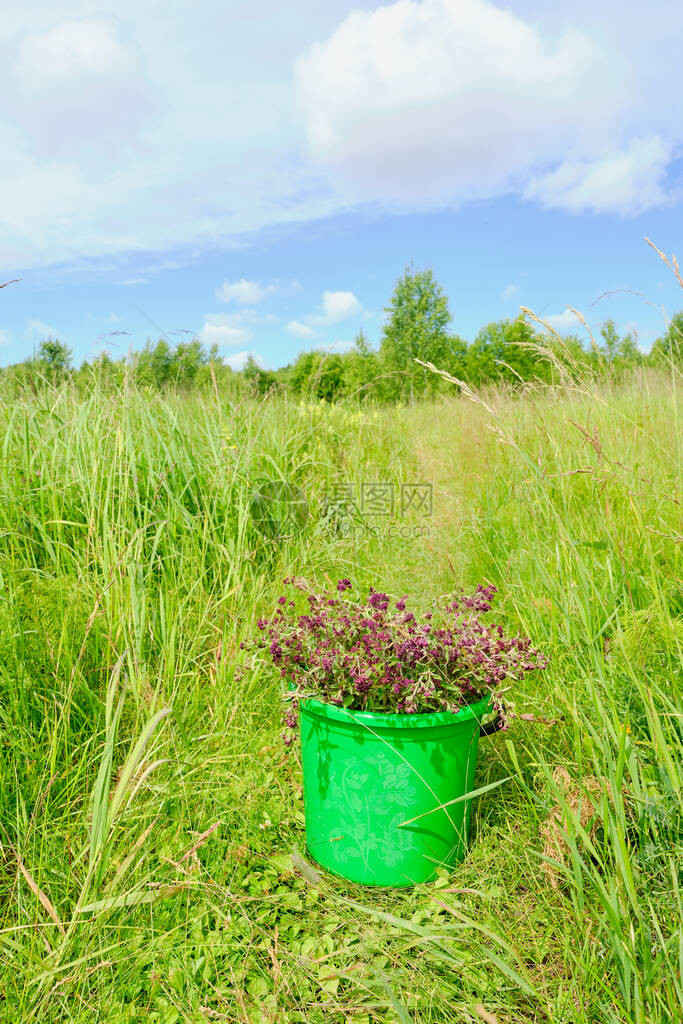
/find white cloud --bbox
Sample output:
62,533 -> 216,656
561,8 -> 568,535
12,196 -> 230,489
501,284 -> 518,300
307,290 -> 362,326
209,309 -> 279,329
0,329 -> 11,347
545,310 -> 583,333
0,9 -> 324,272
25,318 -> 63,340
321,290 -> 362,323
216,279 -> 271,305
288,290 -> 363,336
1,1 -> 682,276
15,18 -> 138,85
224,350 -> 264,371
295,0 -> 660,211
139,259 -> 187,274
524,136 -> 672,215
216,277 -> 301,304
122,278 -> 148,286
287,320 -> 315,338
199,314 -> 252,348
10,18 -> 155,157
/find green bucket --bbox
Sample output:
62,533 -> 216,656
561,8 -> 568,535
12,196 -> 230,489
299,695 -> 498,887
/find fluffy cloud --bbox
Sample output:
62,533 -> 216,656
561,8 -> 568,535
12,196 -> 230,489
1,1 -> 682,277
286,320 -> 315,338
0,330 -> 11,347
524,137 -> 673,215
295,0 -> 670,212
15,18 -> 139,84
199,315 -> 252,348
25,318 -> 63,340
319,290 -> 362,323
224,350 -> 265,370
287,290 -> 363,337
217,279 -> 273,305
501,284 -> 518,300
307,290 -> 362,326
216,278 -> 301,304
545,310 -> 584,333
9,18 -> 155,156
0,8 -> 320,272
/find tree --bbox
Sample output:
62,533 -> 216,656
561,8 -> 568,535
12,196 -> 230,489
171,339 -> 207,389
290,350 -> 345,401
76,350 -> 125,389
380,266 -> 462,400
596,319 -> 642,375
314,353 -> 345,401
540,332 -> 596,381
649,311 -> 683,368
465,317 -> 546,385
134,338 -> 174,387
38,337 -> 72,378
599,319 -> 621,363
243,354 -> 277,396
290,351 -> 317,396
342,330 -> 381,400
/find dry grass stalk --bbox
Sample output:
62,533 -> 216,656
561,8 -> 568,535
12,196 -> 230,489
540,766 -> 603,890
413,358 -> 521,452
519,306 -> 598,383
645,237 -> 683,290
12,846 -> 66,937
474,1004 -> 499,1024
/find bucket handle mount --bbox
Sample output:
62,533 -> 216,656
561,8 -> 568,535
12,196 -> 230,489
479,713 -> 504,737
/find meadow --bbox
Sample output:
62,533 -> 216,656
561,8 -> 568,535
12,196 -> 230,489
0,362 -> 680,1023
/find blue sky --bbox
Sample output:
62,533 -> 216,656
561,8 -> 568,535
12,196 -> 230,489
2,0 -> 683,369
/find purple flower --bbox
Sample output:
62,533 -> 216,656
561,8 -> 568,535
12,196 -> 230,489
254,576 -> 547,745
367,590 -> 389,612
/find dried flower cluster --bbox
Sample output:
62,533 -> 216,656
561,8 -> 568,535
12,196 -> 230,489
255,579 -> 548,744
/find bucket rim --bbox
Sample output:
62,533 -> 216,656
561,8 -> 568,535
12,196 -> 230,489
298,693 -> 493,731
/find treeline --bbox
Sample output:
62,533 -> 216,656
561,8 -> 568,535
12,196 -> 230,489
3,267 -> 682,401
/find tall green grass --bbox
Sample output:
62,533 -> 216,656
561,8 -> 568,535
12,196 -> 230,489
0,367 -> 680,1023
